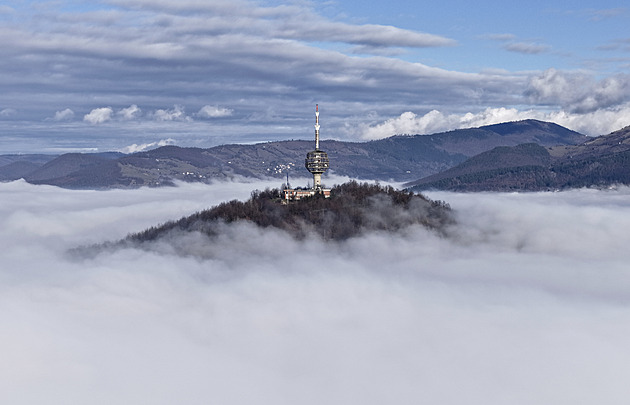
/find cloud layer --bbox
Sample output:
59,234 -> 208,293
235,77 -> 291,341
356,102 -> 630,140
526,69 -> 630,113
2,178 -> 630,404
1,1 -> 629,152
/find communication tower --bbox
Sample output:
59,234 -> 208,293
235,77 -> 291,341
282,104 -> 331,202
305,104 -> 329,189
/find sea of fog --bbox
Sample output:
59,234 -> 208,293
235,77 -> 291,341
2,177 -> 630,404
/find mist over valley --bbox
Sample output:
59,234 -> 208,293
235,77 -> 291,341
3,177 -> 630,404
4,0 -> 630,401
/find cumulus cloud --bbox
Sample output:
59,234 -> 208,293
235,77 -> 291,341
359,110 -> 453,139
84,107 -> 113,124
356,107 -> 542,139
526,68 -> 630,113
152,104 -> 192,122
79,105 -> 140,125
542,103 -> 630,135
117,104 -> 142,120
2,179 -> 630,404
196,105 -> 234,118
52,108 -> 75,121
356,103 -> 630,139
119,138 -> 176,154
0,108 -> 17,118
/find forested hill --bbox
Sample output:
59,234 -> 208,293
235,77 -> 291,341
407,125 -> 630,192
85,182 -> 453,257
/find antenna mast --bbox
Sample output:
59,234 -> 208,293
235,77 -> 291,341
315,104 -> 320,150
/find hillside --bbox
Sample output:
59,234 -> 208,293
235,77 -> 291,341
1,119 -> 585,188
407,126 -> 630,192
0,154 -> 57,181
0,154 -> 56,167
77,182 -> 454,257
0,161 -> 43,181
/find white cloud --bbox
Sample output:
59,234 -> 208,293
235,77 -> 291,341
0,108 -> 17,118
119,138 -> 176,154
83,107 -> 113,124
484,33 -> 550,55
527,68 -> 630,113
543,103 -> 630,135
53,108 -> 75,121
196,105 -> 234,118
315,22 -> 456,48
0,0 -> 628,152
2,180 -> 630,403
152,105 -> 192,122
504,41 -> 550,54
65,105 -> 138,125
359,110 -> 450,139
110,0 -> 455,49
582,7 -> 627,21
482,33 -> 517,41
117,104 -> 142,120
355,103 -> 630,140
357,108 -> 533,140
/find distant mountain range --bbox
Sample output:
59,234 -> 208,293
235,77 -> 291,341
406,125 -> 630,192
0,119 -> 587,189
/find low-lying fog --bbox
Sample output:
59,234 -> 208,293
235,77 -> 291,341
2,177 -> 630,404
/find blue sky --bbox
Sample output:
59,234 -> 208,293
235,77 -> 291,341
323,0 -> 629,73
0,0 -> 629,153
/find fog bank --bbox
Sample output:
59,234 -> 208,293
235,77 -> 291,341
2,179 -> 630,404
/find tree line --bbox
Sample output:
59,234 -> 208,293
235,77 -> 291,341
128,181 -> 453,243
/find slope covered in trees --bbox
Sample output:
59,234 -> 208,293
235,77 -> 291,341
407,125 -> 630,192
123,182 -> 453,250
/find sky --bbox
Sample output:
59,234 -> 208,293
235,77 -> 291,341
1,0 -> 630,153
3,177 -> 630,403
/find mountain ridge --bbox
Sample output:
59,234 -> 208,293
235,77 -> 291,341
406,125 -> 630,191
0,119 -> 587,189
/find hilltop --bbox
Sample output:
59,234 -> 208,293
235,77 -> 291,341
79,182 -> 453,257
1,119 -> 585,189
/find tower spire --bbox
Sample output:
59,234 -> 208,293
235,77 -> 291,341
315,104 -> 320,150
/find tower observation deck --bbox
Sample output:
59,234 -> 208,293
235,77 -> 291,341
282,104 -> 331,202
305,104 -> 329,189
